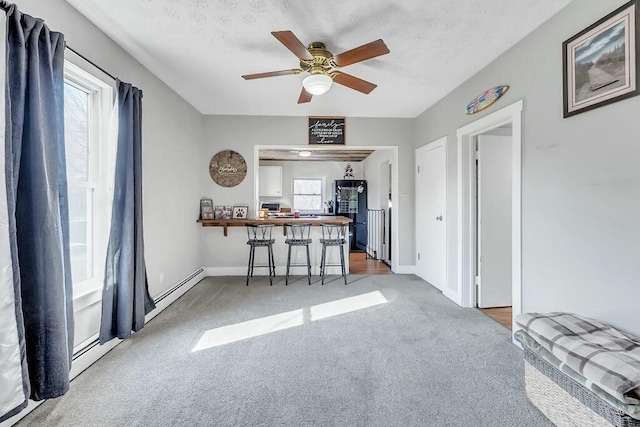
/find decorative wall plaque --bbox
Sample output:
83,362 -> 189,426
308,117 -> 345,145
209,150 -> 247,187
465,85 -> 509,115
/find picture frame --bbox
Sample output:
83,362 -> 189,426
308,117 -> 346,145
214,205 -> 233,220
563,0 -> 639,118
200,198 -> 214,220
233,206 -> 248,219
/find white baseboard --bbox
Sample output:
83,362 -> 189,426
146,268 -> 205,322
1,267 -> 205,427
393,265 -> 416,274
205,266 -> 245,276
205,265 -> 346,276
442,286 -> 462,306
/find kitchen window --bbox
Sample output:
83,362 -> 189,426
292,178 -> 323,213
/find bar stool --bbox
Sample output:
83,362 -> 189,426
245,224 -> 276,286
319,224 -> 348,286
284,223 -> 312,286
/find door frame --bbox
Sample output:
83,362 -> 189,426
456,100 -> 523,333
254,145 -> 401,273
415,136 -> 448,292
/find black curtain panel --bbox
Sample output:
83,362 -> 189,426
3,3 -> 74,405
100,81 -> 155,344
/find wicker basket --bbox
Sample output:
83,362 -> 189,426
524,349 -> 640,427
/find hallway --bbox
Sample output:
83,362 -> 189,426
349,252 -> 393,275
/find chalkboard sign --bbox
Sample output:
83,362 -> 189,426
308,117 -> 346,145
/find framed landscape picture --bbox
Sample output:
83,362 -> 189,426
563,0 -> 639,117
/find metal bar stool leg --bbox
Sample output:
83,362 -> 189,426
340,245 -> 347,285
267,245 -> 273,286
246,244 -> 254,286
269,245 -> 276,277
321,244 -> 327,286
306,244 -> 312,286
252,246 -> 258,277
285,244 -> 292,286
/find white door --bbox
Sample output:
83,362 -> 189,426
477,135 -> 512,308
415,139 -> 446,290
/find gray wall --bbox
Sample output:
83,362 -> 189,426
18,0 -> 206,297
414,0 -> 640,335
203,116 -> 415,269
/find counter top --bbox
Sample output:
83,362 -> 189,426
197,216 -> 352,236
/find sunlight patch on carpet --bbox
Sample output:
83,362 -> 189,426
192,291 -> 389,352
192,309 -> 304,351
309,291 -> 388,321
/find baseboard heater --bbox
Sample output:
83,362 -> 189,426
72,267 -> 205,361
154,268 -> 204,304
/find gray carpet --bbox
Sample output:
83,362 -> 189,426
19,275 -> 551,427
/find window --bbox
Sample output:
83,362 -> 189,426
292,178 -> 323,212
64,62 -> 114,347
65,82 -> 93,283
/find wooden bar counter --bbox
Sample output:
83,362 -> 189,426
199,215 -> 353,276
197,215 -> 352,236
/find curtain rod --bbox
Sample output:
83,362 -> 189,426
0,2 -> 118,81
65,44 -> 117,81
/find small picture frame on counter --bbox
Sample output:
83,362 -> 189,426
200,198 -> 214,220
233,206 -> 248,219
214,205 -> 232,219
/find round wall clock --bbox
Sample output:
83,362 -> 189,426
209,150 -> 247,187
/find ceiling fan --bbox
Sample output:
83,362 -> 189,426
242,31 -> 390,104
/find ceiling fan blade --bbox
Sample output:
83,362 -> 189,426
298,88 -> 313,104
333,39 -> 390,67
242,69 -> 302,80
271,31 -> 314,61
332,72 -> 377,94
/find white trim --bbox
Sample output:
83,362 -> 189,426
442,286 -> 461,305
392,265 -> 416,275
255,145 -> 402,273
415,136 -> 448,293
145,268 -> 206,323
1,268 -> 205,427
455,99 -> 523,337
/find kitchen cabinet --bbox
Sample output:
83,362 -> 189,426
259,166 -> 282,197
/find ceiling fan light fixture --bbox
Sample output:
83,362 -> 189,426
302,74 -> 333,95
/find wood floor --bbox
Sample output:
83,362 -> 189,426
480,307 -> 512,331
349,252 -> 393,275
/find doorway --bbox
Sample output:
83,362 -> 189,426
254,145 -> 401,274
456,100 -> 523,335
381,161 -> 392,265
476,127 -> 513,330
349,160 -> 393,275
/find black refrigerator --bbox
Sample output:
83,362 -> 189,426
334,180 -> 367,252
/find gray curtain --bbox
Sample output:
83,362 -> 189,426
3,3 -> 74,404
100,81 -> 155,344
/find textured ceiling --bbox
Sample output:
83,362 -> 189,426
65,0 -> 572,118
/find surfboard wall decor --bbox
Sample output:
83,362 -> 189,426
465,85 -> 509,115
